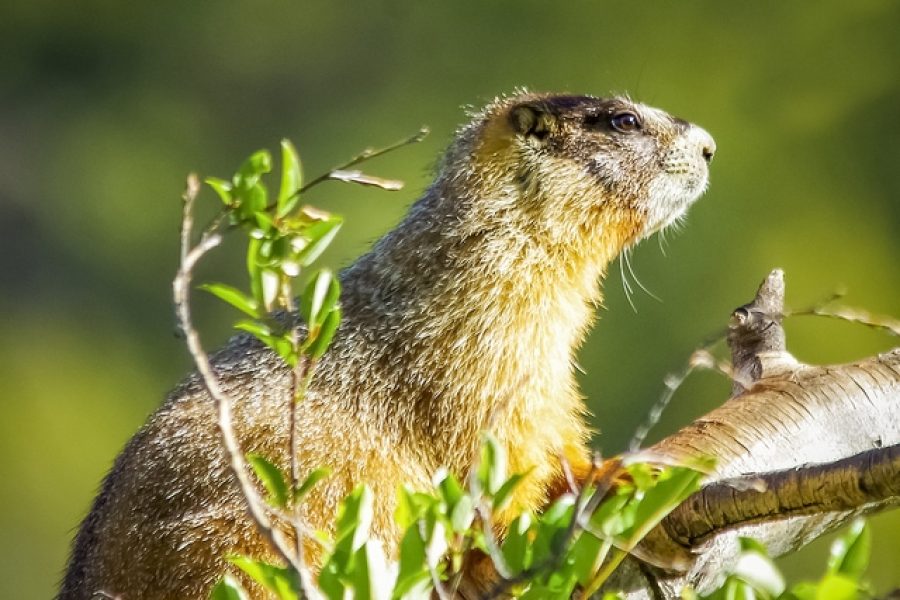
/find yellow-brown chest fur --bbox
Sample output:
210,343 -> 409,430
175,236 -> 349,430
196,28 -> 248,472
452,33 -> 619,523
330,168 -> 646,526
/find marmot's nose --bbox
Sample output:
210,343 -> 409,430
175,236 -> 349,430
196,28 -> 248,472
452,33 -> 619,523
694,127 -> 716,163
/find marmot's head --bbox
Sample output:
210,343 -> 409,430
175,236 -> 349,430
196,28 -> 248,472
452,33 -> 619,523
442,92 -> 715,250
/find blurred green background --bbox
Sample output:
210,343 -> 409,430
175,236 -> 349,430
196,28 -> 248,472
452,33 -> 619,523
2,1 -> 898,597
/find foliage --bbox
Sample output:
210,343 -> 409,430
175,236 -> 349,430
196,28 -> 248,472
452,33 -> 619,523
200,139 -> 342,369
695,519 -> 872,600
198,144 -> 880,600
216,432 -> 708,600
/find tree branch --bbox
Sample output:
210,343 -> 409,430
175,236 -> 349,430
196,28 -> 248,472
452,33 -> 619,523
608,270 -> 900,598
664,442 -> 900,547
455,269 -> 899,598
174,174 -> 314,596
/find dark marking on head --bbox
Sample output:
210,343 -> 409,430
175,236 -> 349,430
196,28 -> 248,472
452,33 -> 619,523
509,103 -> 556,140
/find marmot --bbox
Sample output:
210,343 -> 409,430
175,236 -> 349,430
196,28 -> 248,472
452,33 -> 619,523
59,92 -> 715,599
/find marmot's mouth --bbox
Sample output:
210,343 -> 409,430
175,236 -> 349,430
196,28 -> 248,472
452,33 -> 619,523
636,165 -> 710,239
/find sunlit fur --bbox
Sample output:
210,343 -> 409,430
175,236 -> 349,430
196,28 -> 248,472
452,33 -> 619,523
59,92 -> 714,599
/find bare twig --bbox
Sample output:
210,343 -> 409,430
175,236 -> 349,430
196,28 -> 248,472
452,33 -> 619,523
627,335 -> 727,452
559,453 -> 578,495
297,126 -> 430,194
279,292 -> 306,496
281,287 -> 319,594
581,454 -> 624,517
174,174 -> 309,595
790,304 -> 900,336
447,535 -> 476,599
328,170 -> 405,190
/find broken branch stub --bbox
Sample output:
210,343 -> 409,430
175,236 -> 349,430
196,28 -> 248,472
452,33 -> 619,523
616,269 -> 900,598
456,269 -> 899,598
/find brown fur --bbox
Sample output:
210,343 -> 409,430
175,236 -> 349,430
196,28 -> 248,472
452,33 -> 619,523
59,92 -> 714,599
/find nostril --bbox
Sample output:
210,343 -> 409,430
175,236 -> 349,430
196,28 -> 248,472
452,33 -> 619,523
692,128 -> 716,164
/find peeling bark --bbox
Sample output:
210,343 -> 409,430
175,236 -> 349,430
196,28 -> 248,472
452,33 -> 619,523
609,270 -> 900,598
462,270 -> 900,598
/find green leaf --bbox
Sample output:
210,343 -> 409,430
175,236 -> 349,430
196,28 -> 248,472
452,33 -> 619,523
827,518 -> 869,580
320,488 -> 376,599
295,467 -> 331,502
300,269 -> 341,329
335,485 -> 374,551
732,539 -> 784,597
348,545 -> 372,600
620,466 -> 704,543
571,530 -> 606,588
782,582 -> 816,600
234,319 -> 273,342
243,182 -> 269,216
296,217 -> 344,267
738,537 -> 769,555
627,462 -> 656,491
394,487 -> 417,531
246,453 -> 289,508
234,320 -> 297,367
394,526 -> 431,598
395,486 -> 436,530
228,556 -> 298,600
317,561 -> 346,600
261,268 -> 280,312
278,139 -> 303,218
493,471 -> 529,512
435,469 -> 465,508
210,575 -> 249,600
476,433 -> 506,496
531,495 -> 575,565
722,578 -> 753,600
306,306 -> 341,359
254,210 -> 275,233
814,574 -> 859,600
588,488 -> 632,538
205,177 -> 234,205
272,334 -> 299,367
247,237 -> 264,307
233,319 -> 271,338
501,512 -> 532,574
199,283 -> 260,318
233,150 -> 273,190
449,494 -> 474,532
355,541 -> 397,600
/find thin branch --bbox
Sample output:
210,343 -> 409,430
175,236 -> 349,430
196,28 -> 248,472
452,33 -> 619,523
297,126 -> 430,194
560,457 -> 600,551
173,175 -> 306,589
628,338 -> 726,452
790,304 -> 900,336
663,442 -> 900,547
581,455 -> 624,517
447,534 -> 476,599
279,290 -> 304,496
200,207 -> 232,242
327,170 -> 405,191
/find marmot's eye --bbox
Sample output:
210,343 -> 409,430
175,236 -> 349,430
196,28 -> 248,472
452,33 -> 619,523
610,112 -> 642,133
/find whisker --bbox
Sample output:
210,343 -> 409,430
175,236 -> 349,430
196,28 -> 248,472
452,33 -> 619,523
657,228 -> 669,256
619,253 -> 637,313
625,250 -> 662,303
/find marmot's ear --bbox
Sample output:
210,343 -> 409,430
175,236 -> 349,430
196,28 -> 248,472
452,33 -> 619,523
510,103 -> 555,140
